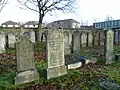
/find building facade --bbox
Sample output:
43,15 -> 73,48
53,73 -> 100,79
23,21 -> 38,28
47,19 -> 80,29
93,19 -> 120,29
2,21 -> 20,27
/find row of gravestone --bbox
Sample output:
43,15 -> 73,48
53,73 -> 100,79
0,29 -> 114,85
15,29 -> 67,85
0,30 -> 36,53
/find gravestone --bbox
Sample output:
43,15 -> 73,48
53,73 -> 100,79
15,35 -> 39,85
23,31 -> 35,43
64,32 -> 71,55
23,32 -> 31,39
0,34 -> 5,53
30,31 -> 35,43
88,32 -> 93,46
73,32 -> 80,53
81,33 -> 87,47
8,33 -> 16,48
99,78 -> 120,90
104,30 -> 114,64
46,29 -> 67,79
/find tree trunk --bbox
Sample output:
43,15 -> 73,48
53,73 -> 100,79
35,15 -> 43,42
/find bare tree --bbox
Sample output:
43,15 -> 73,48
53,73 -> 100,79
0,0 -> 8,12
17,0 -> 78,42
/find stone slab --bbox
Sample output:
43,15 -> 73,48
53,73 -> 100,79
47,65 -> 67,79
68,62 -> 82,69
99,78 -> 120,90
85,59 -> 97,64
15,69 -> 39,85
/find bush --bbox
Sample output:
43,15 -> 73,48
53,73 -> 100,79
0,71 -> 15,90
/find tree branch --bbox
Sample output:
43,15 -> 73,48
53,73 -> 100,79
0,0 -> 8,12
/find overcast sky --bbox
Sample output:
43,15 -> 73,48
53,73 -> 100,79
0,0 -> 120,25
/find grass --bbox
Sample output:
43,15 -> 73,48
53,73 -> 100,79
0,71 -> 15,90
0,61 -> 120,90
101,61 -> 120,84
0,45 -> 120,89
114,45 -> 120,54
5,48 -> 15,54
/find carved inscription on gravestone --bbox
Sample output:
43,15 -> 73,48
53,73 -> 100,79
46,29 -> 67,79
47,30 -> 64,68
16,35 -> 35,72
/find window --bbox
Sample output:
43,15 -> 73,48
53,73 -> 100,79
116,20 -> 119,27
113,20 -> 115,27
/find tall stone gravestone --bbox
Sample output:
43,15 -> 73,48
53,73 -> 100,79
0,34 -> 5,53
30,31 -> 35,43
73,32 -> 80,53
104,30 -> 114,64
8,33 -> 16,48
15,35 -> 39,85
46,29 -> 67,79
64,32 -> 71,55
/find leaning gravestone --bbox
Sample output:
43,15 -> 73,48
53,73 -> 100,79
15,35 -> 39,85
46,29 -> 67,79
104,30 -> 114,64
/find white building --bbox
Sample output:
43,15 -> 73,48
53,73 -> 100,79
47,19 -> 80,29
2,21 -> 20,27
23,21 -> 46,28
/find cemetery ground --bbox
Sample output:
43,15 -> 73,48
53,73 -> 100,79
0,43 -> 120,90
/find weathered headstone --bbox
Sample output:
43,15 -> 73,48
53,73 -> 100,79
23,31 -> 35,43
8,33 -> 16,48
23,32 -> 31,39
15,35 -> 39,85
0,34 -> 5,53
81,33 -> 87,47
30,31 -> 35,43
64,32 -> 71,55
46,29 -> 67,79
104,30 -> 114,64
73,32 -> 80,53
88,32 -> 93,46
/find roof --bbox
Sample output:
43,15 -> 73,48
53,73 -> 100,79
24,21 -> 38,25
2,21 -> 20,25
51,19 -> 80,24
